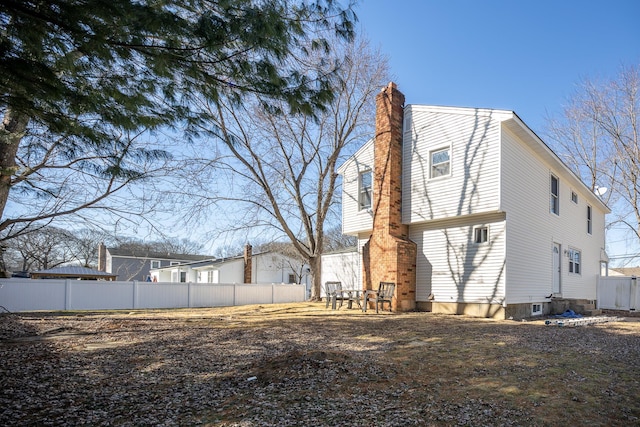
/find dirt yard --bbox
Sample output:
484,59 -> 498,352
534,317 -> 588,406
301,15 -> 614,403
1,303 -> 639,426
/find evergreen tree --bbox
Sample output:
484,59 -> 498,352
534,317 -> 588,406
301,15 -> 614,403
0,0 -> 356,234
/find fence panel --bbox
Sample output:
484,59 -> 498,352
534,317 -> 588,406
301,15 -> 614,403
136,282 -> 188,309
0,278 -> 306,312
0,279 -> 66,311
273,284 -> 306,303
234,284 -> 273,305
597,276 -> 638,311
69,281 -> 134,310
190,283 -> 235,307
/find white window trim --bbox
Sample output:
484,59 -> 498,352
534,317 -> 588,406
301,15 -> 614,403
473,226 -> 489,244
571,191 -> 578,204
550,174 -> 560,215
568,248 -> 581,275
358,169 -> 372,211
429,146 -> 451,180
532,304 -> 543,316
150,260 -> 161,269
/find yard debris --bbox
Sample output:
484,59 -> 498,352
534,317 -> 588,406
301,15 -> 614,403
1,305 -> 639,426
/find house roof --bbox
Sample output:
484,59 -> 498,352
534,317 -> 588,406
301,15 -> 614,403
106,248 -> 212,262
610,267 -> 640,277
150,251 -> 287,272
30,266 -> 118,280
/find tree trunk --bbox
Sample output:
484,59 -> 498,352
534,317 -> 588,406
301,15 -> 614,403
0,108 -> 29,222
308,255 -> 322,301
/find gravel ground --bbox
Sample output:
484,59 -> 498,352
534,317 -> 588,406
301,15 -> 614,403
1,304 -> 639,426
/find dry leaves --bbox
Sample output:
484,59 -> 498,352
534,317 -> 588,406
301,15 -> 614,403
1,304 -> 639,426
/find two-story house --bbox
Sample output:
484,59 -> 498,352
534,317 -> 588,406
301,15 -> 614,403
338,82 -> 609,319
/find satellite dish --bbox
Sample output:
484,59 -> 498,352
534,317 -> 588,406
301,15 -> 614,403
595,187 -> 608,196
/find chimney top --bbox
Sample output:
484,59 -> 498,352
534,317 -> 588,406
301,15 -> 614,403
382,81 -> 397,92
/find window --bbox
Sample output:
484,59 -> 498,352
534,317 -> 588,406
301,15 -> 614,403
430,147 -> 450,178
532,304 -> 542,316
358,170 -> 372,210
180,271 -> 187,282
550,174 -> 559,215
568,248 -> 581,275
587,205 -> 592,234
571,191 -> 578,203
288,274 -> 296,284
150,260 -> 161,269
473,226 -> 488,244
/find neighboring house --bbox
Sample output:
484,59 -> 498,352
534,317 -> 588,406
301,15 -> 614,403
338,82 -> 610,319
610,267 -> 640,277
98,243 -> 212,281
149,245 -> 311,290
320,247 -> 360,293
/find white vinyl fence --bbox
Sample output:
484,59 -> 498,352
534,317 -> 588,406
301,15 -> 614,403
0,278 -> 306,312
597,276 -> 639,311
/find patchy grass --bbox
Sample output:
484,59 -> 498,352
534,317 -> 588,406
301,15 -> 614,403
1,303 -> 639,426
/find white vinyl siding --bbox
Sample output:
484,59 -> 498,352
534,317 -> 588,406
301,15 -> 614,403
410,213 -> 506,303
403,106 -> 506,224
339,139 -> 374,235
500,124 -> 606,301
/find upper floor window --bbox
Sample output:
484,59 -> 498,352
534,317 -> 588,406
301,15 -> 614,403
587,205 -> 592,234
568,248 -> 581,275
359,170 -> 372,210
430,147 -> 450,178
473,226 -> 489,244
150,260 -> 161,269
550,174 -> 559,215
571,191 -> 578,203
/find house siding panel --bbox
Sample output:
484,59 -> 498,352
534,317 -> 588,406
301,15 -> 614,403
341,140 -> 374,235
403,106 -> 507,224
500,125 -> 607,303
410,213 -> 506,303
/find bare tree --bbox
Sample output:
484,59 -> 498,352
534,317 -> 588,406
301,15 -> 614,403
323,225 -> 357,252
67,228 -> 112,268
6,226 -> 75,271
0,128 -> 174,245
178,36 -> 390,299
545,64 -> 640,259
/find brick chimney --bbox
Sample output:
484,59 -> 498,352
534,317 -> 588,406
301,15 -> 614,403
362,82 -> 417,311
98,242 -> 107,272
243,244 -> 252,283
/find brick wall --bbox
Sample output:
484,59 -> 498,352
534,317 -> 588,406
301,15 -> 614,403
243,244 -> 252,284
362,82 -> 417,311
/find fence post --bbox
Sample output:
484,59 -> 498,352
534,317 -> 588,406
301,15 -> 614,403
65,279 -> 72,310
631,276 -> 637,312
133,281 -> 138,309
188,281 -> 192,308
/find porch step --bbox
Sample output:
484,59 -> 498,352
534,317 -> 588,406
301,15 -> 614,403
577,303 -> 601,316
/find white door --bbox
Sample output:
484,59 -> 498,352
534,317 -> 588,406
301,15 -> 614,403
552,243 -> 561,294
